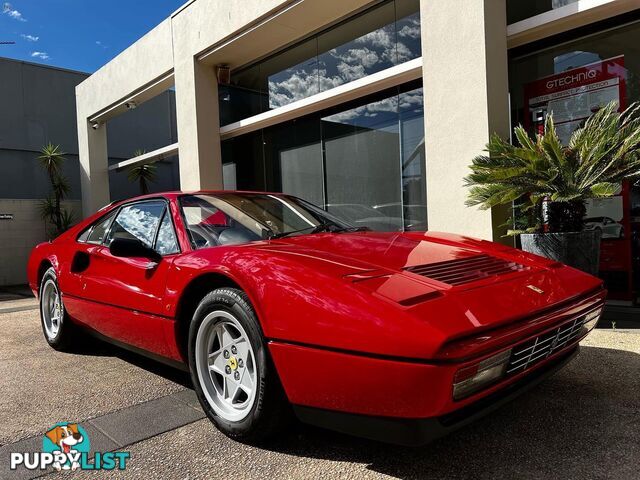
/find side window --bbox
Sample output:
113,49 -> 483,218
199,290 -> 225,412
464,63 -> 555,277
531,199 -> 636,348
85,211 -> 117,245
155,210 -> 179,255
105,201 -> 165,248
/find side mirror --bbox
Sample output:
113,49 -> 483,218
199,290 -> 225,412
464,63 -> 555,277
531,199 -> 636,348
109,237 -> 161,262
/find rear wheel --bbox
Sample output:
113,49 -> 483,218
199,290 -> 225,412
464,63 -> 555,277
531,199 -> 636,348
188,288 -> 291,443
39,267 -> 78,350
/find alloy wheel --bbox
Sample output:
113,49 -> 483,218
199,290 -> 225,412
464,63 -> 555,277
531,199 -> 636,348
195,310 -> 258,422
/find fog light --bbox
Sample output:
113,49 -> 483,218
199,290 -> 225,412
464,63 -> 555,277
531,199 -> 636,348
453,349 -> 511,400
584,307 -> 603,331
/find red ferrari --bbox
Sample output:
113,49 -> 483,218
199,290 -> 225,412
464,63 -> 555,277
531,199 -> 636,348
28,191 -> 605,445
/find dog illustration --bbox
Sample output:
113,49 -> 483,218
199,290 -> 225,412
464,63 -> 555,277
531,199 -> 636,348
45,424 -> 83,471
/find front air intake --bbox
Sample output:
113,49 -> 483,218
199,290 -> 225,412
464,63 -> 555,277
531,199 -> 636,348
404,254 -> 530,286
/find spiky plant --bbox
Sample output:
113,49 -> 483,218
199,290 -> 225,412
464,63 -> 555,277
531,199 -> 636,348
38,143 -> 73,236
127,149 -> 157,195
465,101 -> 640,234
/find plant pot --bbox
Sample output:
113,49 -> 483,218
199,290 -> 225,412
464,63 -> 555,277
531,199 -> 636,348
520,230 -> 601,276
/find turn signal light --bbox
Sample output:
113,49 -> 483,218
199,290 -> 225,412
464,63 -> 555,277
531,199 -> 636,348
452,349 -> 512,400
584,308 -> 602,331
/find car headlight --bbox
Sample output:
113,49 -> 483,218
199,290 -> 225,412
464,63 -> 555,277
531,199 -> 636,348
584,307 -> 603,331
452,349 -> 512,401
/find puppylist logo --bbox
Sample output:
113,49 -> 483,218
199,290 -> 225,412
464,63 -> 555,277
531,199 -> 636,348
10,422 -> 130,472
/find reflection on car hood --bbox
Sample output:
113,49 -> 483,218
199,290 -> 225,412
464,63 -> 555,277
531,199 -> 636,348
258,231 -> 542,283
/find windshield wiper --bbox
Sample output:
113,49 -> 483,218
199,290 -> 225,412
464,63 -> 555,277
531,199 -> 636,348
269,224 -> 368,240
331,226 -> 370,233
269,223 -> 332,239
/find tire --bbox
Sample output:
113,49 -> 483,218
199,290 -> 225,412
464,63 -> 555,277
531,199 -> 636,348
39,267 -> 79,351
188,287 -> 291,443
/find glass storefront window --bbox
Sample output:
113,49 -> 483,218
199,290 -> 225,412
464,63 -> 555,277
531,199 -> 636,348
508,20 -> 640,302
221,130 -> 265,191
263,116 -> 324,206
219,64 -> 260,126
221,80 -> 426,232
396,0 -> 422,62
261,38 -> 319,110
322,92 -> 402,230
399,85 -> 426,230
219,0 -> 421,126
317,2 -> 397,91
507,0 -> 579,24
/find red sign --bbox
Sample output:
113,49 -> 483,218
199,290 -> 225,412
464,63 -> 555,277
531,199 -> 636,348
524,56 -> 626,140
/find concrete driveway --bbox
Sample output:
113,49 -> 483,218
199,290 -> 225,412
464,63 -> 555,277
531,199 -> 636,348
1,307 -> 639,479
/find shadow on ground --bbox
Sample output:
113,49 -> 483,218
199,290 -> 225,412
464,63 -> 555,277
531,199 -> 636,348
87,338 -> 639,479
257,345 -> 640,479
72,336 -> 193,389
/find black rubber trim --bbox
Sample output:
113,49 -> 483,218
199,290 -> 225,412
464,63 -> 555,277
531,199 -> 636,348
267,339 -> 445,366
292,346 -> 578,446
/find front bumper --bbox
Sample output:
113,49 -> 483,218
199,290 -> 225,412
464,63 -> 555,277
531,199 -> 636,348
292,346 -> 578,446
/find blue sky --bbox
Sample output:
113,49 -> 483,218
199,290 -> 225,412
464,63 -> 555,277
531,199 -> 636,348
0,1 -> 184,73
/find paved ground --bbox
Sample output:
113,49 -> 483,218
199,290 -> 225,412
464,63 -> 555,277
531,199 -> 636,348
1,307 -> 639,479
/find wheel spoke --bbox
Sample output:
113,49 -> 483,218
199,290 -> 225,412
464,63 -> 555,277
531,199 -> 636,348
229,384 -> 241,403
219,324 -> 235,350
239,367 -> 253,394
222,376 -> 229,400
209,351 -> 226,375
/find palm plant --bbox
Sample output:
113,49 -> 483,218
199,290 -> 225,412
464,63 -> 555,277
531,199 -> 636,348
38,143 -> 72,236
127,149 -> 157,195
465,102 -> 640,234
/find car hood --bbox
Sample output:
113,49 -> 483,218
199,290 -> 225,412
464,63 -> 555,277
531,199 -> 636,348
261,231 -> 538,277
251,231 -> 603,350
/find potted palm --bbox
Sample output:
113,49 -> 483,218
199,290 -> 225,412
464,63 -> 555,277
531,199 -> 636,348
465,101 -> 640,275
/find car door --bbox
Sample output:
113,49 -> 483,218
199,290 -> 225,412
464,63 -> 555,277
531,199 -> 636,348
62,208 -> 118,300
77,200 -> 181,356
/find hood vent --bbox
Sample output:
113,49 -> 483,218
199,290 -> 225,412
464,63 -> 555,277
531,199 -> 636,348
404,254 -> 530,286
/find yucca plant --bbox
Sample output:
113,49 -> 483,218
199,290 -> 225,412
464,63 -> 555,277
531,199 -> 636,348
127,149 -> 157,195
38,143 -> 73,237
465,101 -> 640,234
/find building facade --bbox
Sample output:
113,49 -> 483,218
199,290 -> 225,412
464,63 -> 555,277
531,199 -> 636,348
0,57 -> 180,285
77,0 -> 640,303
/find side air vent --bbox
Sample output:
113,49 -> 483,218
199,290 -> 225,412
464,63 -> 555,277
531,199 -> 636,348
404,254 -> 530,286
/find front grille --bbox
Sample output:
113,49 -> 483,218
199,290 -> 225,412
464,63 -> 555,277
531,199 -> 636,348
404,254 -> 530,286
507,316 -> 587,375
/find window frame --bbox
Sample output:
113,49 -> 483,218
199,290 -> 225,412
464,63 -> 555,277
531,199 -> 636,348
78,210 -> 118,245
152,207 -> 181,256
77,197 -> 181,257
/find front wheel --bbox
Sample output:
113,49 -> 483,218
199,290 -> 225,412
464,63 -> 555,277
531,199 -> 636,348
188,288 -> 291,443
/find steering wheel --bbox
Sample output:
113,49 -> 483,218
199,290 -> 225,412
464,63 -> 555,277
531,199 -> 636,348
188,225 -> 218,248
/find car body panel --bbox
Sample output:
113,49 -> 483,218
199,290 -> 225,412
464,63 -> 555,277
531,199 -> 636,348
27,190 -> 606,425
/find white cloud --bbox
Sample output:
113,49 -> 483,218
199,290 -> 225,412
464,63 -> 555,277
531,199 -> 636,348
95,40 -> 108,49
21,34 -> 38,42
2,2 -> 26,21
31,51 -> 49,60
398,17 -> 421,40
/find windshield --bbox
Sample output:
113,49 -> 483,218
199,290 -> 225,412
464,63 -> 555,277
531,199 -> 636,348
179,193 -> 355,249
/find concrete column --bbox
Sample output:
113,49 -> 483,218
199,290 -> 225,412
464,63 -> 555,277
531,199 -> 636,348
420,0 -> 511,241
77,114 -> 110,216
174,56 -> 223,191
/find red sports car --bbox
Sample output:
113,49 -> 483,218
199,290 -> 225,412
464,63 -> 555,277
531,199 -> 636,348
28,191 -> 605,445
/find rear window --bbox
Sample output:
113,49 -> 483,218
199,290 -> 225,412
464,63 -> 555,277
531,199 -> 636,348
79,211 -> 117,245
